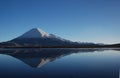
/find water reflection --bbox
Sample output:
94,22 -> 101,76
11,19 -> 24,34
0,48 -> 120,78
0,48 -> 102,68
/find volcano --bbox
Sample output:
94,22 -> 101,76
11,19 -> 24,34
0,28 -> 101,48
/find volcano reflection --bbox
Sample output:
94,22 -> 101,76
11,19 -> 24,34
0,48 -> 102,68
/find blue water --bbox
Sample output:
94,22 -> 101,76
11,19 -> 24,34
0,48 -> 120,78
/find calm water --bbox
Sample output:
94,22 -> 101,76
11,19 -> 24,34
0,48 -> 120,78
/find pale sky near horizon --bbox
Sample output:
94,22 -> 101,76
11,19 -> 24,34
0,0 -> 120,44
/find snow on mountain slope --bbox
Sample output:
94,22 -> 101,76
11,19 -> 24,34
16,28 -> 68,42
18,28 -> 50,38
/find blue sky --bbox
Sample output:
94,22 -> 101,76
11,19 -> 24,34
0,0 -> 120,44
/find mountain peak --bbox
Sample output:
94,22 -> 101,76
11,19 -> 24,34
18,28 -> 50,38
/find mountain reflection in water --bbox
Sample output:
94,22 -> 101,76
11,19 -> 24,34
0,48 -> 101,68
0,48 -> 120,78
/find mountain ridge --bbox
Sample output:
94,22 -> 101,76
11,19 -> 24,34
0,28 -> 119,48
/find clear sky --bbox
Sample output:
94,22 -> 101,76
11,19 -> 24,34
0,0 -> 120,44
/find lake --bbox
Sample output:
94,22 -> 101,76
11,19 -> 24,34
0,48 -> 120,78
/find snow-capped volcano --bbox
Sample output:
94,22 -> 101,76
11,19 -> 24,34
0,28 -> 100,47
6,28 -> 74,46
18,28 -> 50,38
